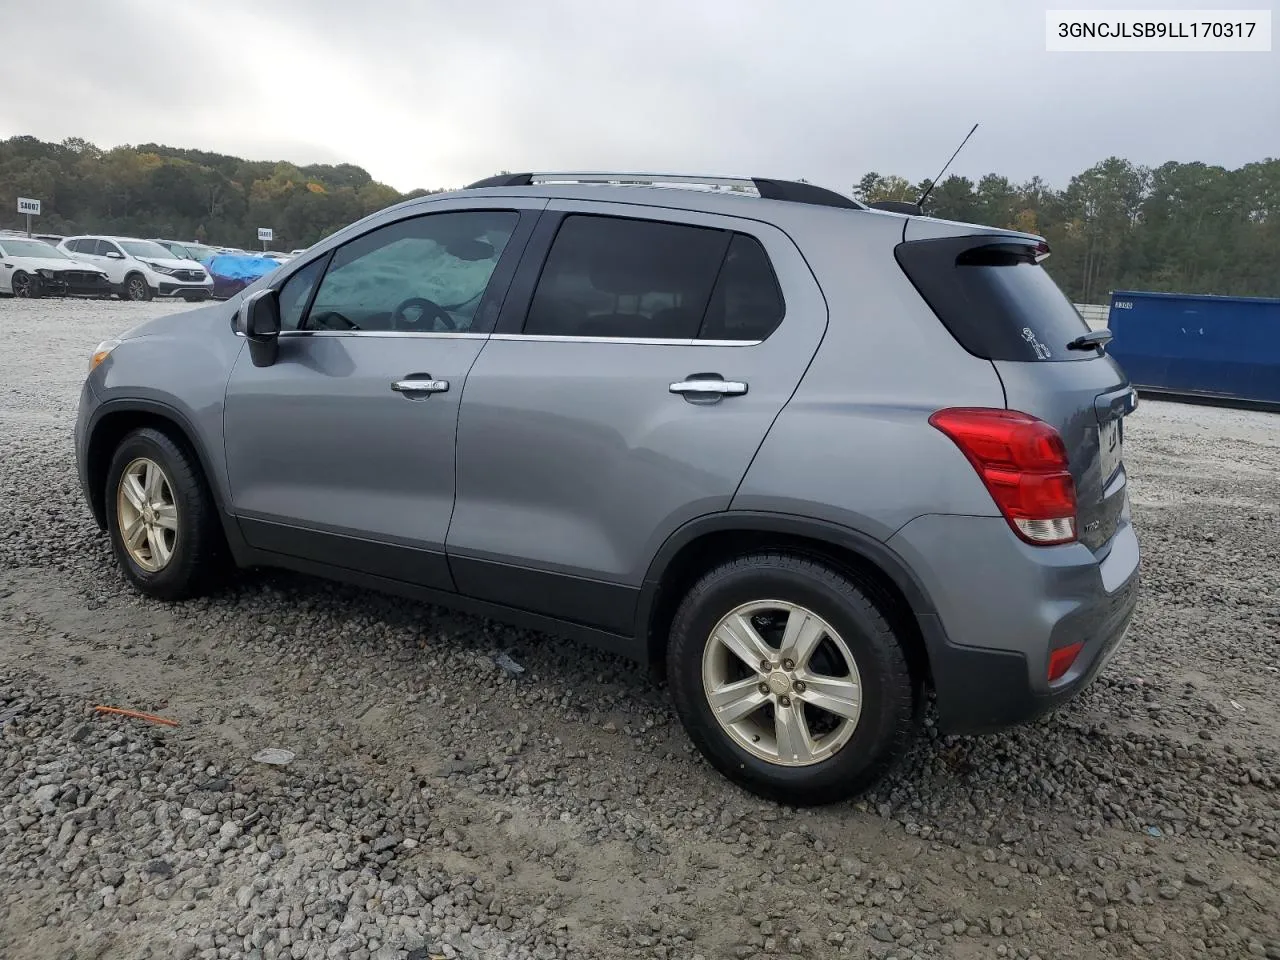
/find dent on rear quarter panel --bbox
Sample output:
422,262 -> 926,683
731,209 -> 1007,538
95,303 -> 244,504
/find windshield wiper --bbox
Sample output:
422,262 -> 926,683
1067,328 -> 1114,352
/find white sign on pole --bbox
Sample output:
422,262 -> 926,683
17,197 -> 41,215
257,227 -> 274,242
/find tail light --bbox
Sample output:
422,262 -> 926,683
929,407 -> 1077,545
1047,641 -> 1084,681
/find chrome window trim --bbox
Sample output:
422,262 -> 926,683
489,334 -> 762,346
236,329 -> 761,346
277,330 -> 490,340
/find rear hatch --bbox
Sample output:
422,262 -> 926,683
895,223 -> 1135,553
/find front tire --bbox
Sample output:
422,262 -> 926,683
122,273 -> 153,301
667,553 -> 917,806
105,427 -> 223,600
12,271 -> 40,298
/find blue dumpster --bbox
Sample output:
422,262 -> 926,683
1106,290 -> 1280,410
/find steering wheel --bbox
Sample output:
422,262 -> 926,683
391,296 -> 457,332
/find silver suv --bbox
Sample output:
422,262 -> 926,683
74,172 -> 1140,805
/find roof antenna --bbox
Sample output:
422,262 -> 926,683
916,122 -> 979,210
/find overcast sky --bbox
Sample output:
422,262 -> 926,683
1,0 -> 1275,194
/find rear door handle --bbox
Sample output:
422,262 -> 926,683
391,378 -> 449,396
669,379 -> 748,396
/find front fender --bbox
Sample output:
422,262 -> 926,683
92,303 -> 243,508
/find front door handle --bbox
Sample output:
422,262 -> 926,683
391,378 -> 449,397
670,378 -> 748,397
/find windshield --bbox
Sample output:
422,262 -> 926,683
120,240 -> 177,260
186,244 -> 219,261
155,241 -> 193,259
1,239 -> 69,259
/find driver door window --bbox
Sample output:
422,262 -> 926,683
302,211 -> 519,333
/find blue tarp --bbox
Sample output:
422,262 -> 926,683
207,253 -> 279,283
1107,290 -> 1280,408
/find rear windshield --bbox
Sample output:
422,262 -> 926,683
896,237 -> 1091,362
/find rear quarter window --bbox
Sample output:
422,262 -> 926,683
896,237 -> 1091,362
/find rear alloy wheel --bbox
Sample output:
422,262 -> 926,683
11,271 -> 40,298
702,599 -> 863,766
105,427 -> 224,599
668,553 -> 917,806
124,273 -> 152,301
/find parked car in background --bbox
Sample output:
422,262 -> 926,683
58,236 -> 213,301
73,171 -> 1140,805
150,239 -> 223,265
0,236 -> 111,298
205,251 -> 281,299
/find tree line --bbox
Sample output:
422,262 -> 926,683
2,136 -> 1275,302
0,135 -> 443,253
855,158 -> 1279,302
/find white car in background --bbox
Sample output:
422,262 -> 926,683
0,236 -> 112,298
57,235 -> 214,301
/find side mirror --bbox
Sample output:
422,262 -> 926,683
105,251 -> 125,259
236,289 -> 282,367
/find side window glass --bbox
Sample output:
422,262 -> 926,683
96,240 -> 121,257
69,239 -> 89,253
698,234 -> 786,341
278,257 -> 327,331
523,215 -> 729,339
304,211 -> 518,333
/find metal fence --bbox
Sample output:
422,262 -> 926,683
1074,303 -> 1111,329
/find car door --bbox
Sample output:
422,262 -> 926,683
0,244 -> 11,293
446,202 -> 829,634
89,239 -> 126,283
222,199 -> 542,592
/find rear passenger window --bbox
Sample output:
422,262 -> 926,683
524,215 -> 729,339
698,234 -> 785,341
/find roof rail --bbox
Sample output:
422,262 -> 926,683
464,172 -> 866,211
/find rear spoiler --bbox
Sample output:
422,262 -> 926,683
868,200 -> 924,216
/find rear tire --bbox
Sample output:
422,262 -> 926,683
12,271 -> 40,298
105,427 -> 224,600
667,552 -> 917,806
123,273 -> 152,301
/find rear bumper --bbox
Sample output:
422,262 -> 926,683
889,506 -> 1140,734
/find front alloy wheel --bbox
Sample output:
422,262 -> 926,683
104,426 -> 225,600
11,271 -> 39,298
125,275 -> 151,301
116,457 -> 178,571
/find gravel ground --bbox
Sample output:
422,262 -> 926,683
2,297 -> 1278,960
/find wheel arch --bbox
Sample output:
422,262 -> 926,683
84,399 -> 228,531
637,512 -> 939,688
